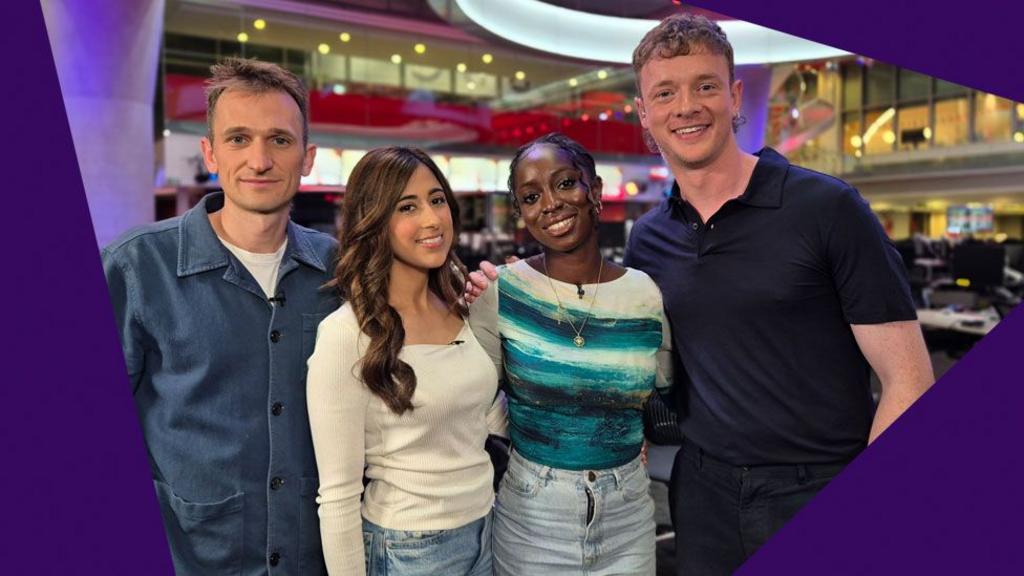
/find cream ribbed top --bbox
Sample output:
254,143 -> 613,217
307,304 -> 507,575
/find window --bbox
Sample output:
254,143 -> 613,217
842,64 -> 862,111
863,108 -> 896,155
897,104 -> 930,150
934,98 -> 970,147
865,62 -> 895,107
843,112 -> 862,156
898,70 -> 930,102
973,92 -> 1013,143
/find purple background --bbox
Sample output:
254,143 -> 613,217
4,0 -> 1020,573
2,2 -> 173,573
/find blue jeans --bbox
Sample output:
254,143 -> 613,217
361,513 -> 492,576
494,449 -> 656,575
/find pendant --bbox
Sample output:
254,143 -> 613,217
573,335 -> 585,347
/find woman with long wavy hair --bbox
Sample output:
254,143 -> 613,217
307,146 -> 506,576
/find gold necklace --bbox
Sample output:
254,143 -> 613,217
542,255 -> 604,348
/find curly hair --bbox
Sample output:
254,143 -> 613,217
506,132 -> 602,220
632,14 -> 735,91
332,147 -> 468,415
632,14 -> 743,149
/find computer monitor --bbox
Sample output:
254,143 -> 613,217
947,205 -> 994,235
951,242 -> 1005,290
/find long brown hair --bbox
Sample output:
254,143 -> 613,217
333,147 -> 468,415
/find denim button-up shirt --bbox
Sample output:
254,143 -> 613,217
102,193 -> 339,575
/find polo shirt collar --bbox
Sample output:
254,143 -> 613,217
666,146 -> 788,211
176,192 -> 328,277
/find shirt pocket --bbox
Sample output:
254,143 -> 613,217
299,477 -> 327,574
302,313 -> 330,363
153,479 -> 244,575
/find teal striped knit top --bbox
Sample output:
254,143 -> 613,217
469,260 -> 672,470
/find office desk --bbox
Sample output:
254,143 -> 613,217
917,307 -> 1000,337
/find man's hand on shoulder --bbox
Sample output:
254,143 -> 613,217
464,260 -> 502,305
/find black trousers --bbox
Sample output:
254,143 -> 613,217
670,439 -> 848,575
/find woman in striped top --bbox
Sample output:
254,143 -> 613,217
470,133 -> 672,575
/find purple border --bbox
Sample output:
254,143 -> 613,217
693,0 -> 1024,100
2,3 -> 172,573
8,0 -> 1023,572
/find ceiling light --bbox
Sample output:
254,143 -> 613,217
414,43 -> 426,54
339,32 -> 351,42
515,71 -> 525,81
237,32 -> 249,43
568,78 -> 578,87
457,63 -> 467,73
482,53 -> 493,64
253,18 -> 266,30
467,81 -> 477,90
391,54 -> 402,64
597,70 -> 608,80
318,43 -> 330,55
452,0 -> 849,64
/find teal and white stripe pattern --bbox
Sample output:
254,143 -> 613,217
498,261 -> 665,470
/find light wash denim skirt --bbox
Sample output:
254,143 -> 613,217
362,512 -> 492,576
494,449 -> 656,575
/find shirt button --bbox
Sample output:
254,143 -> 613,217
270,330 -> 281,343
271,477 -> 284,490
691,222 -> 699,230
271,402 -> 283,416
269,552 -> 281,566
587,471 -> 596,481
710,223 -> 715,230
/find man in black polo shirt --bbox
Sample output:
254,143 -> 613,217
624,14 -> 935,575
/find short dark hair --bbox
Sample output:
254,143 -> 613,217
205,57 -> 310,145
507,132 -> 601,218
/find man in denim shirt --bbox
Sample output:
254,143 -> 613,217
103,59 -> 338,575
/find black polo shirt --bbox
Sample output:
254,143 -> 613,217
624,148 -> 916,466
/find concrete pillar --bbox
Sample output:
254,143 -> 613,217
41,0 -> 164,247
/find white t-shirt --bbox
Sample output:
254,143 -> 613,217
218,237 -> 287,298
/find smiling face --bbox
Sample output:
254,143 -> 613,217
200,88 -> 316,217
513,143 -> 602,253
388,162 -> 455,273
636,51 -> 742,171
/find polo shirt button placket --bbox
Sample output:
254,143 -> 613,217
269,552 -> 281,567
